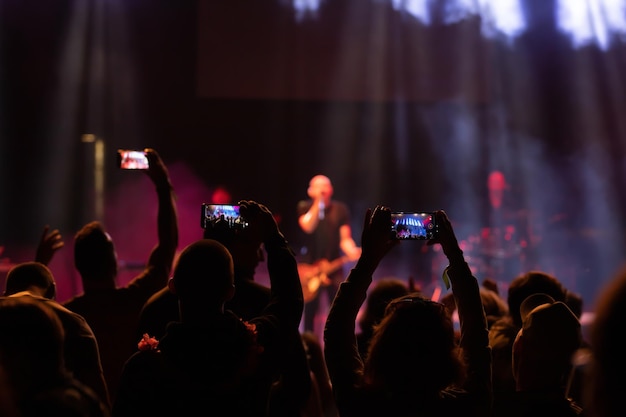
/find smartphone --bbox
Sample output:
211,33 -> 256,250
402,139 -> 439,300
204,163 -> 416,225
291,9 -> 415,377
201,203 -> 248,230
117,149 -> 149,170
390,212 -> 437,240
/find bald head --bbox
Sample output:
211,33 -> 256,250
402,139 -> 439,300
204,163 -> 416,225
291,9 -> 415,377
308,175 -> 334,202
309,175 -> 331,186
488,171 -> 507,191
4,262 -> 56,299
171,239 -> 235,312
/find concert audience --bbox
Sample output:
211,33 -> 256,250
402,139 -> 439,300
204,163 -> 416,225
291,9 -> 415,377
0,295 -> 110,417
323,207 -> 492,416
488,270 -> 570,415
441,280 -> 509,331
3,261 -> 110,408
62,148 -> 178,403
2,157 -> 607,417
137,202 -> 272,340
112,200 -> 304,417
137,200 -> 314,416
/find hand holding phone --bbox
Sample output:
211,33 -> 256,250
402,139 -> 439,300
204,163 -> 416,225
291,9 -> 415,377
390,212 -> 437,240
201,204 -> 248,230
117,149 -> 149,170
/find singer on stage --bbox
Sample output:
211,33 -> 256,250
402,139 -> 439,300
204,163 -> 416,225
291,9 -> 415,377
296,174 -> 361,336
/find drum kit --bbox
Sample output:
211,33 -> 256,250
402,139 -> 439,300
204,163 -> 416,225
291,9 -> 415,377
382,207 -> 597,299
456,209 -> 541,282
460,226 -> 526,281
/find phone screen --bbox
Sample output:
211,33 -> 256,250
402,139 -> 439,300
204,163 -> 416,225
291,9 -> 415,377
117,150 -> 149,170
390,212 -> 437,240
201,204 -> 248,229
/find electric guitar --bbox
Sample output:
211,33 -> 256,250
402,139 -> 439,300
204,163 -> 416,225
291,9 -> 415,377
297,256 -> 350,303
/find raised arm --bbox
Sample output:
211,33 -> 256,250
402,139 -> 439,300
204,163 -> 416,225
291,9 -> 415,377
238,200 -> 303,330
127,149 -> 178,291
324,206 -> 398,398
298,195 -> 323,234
339,223 -> 361,261
429,210 -> 492,414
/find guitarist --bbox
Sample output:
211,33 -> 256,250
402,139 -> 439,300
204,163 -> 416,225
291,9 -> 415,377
297,175 -> 361,335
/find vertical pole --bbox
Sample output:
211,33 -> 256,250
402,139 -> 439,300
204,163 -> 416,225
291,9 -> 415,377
81,134 -> 105,222
94,138 -> 105,221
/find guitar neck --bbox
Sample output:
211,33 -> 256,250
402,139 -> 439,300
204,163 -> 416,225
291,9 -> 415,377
323,255 -> 351,275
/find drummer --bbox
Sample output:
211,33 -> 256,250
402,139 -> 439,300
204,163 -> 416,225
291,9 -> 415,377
474,170 -> 534,283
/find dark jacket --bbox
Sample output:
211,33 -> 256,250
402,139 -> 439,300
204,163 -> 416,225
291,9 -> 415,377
8,292 -> 110,408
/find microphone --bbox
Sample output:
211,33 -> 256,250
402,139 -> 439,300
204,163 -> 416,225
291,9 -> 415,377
318,200 -> 325,220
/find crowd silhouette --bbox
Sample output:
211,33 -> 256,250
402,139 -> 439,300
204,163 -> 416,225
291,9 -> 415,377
1,149 -> 623,417
62,148 -> 178,404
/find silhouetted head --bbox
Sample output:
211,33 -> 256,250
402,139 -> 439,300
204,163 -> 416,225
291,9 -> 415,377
4,262 -> 56,299
203,223 -> 263,280
507,270 -> 567,328
74,221 -> 118,282
0,296 -> 66,392
564,289 -> 584,319
358,278 -> 410,333
169,239 -> 235,320
441,285 -> 507,330
364,293 -> 464,399
512,293 -> 581,390
480,287 -> 509,327
482,277 -> 499,295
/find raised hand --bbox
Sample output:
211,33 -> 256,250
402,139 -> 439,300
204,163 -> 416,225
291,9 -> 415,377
144,148 -> 172,188
35,225 -> 65,265
427,210 -> 463,263
355,205 -> 399,273
238,200 -> 283,245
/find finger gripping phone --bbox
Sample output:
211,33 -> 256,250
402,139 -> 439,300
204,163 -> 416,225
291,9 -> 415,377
117,149 -> 149,170
201,204 -> 248,230
390,212 -> 437,240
